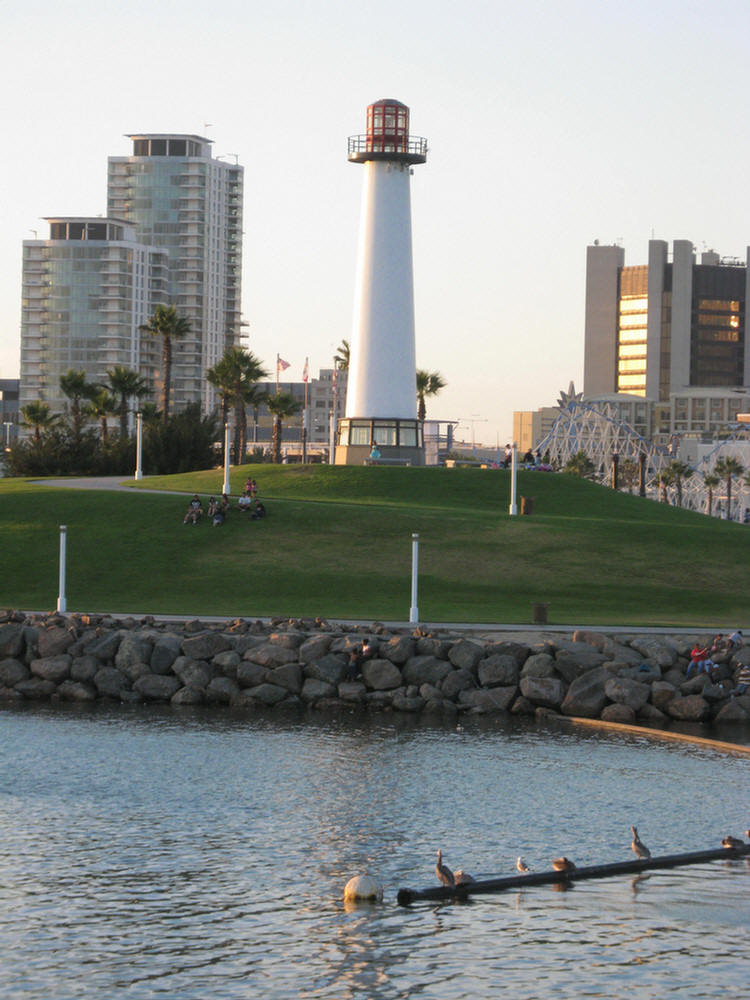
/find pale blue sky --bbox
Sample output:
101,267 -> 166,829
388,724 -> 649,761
3,0 -> 750,444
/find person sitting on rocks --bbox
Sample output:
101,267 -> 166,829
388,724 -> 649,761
728,629 -> 743,652
183,495 -> 203,524
687,641 -> 713,678
238,491 -> 252,512
710,634 -> 730,664
729,662 -> 750,698
347,639 -> 375,680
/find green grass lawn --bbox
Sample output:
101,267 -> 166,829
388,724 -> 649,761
1,466 -> 748,626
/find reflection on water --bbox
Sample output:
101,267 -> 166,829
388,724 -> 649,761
1,704 -> 749,999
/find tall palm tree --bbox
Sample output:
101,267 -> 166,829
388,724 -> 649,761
59,369 -> 99,438
703,473 -> 720,517
266,391 -> 302,463
666,459 -> 691,508
107,366 -> 149,437
20,401 -> 59,443
659,466 -> 675,503
334,339 -> 350,371
714,456 -> 744,520
87,389 -> 118,442
139,305 -> 191,423
206,348 -> 268,463
416,370 -> 446,421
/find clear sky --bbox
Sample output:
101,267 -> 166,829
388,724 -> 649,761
3,0 -> 750,446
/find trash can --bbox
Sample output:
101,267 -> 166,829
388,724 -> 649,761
521,496 -> 535,515
531,602 -> 548,625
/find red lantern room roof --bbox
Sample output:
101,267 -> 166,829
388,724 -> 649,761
348,98 -> 427,165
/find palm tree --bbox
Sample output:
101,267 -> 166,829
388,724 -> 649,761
703,473 -> 720,517
20,401 -> 59,443
266,391 -> 302,463
87,389 -> 119,442
619,458 -> 639,494
107,366 -> 149,438
139,305 -> 191,423
334,339 -> 350,371
59,369 -> 99,438
666,459 -> 691,508
563,450 -> 595,478
206,348 -> 268,463
714,456 -> 744,520
659,466 -> 675,503
416,370 -> 446,421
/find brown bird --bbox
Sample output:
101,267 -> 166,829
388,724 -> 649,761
631,825 -> 651,860
552,857 -> 577,873
517,856 -> 531,873
722,835 -> 745,849
454,870 -> 475,885
436,849 -> 455,887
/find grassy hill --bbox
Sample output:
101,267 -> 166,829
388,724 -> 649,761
1,466 -> 748,626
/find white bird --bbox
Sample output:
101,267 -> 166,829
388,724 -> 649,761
517,857 -> 531,873
631,825 -> 651,860
436,849 -> 455,887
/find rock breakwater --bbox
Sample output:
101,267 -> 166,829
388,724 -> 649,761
2,612 -> 749,729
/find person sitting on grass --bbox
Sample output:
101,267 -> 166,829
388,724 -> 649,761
250,500 -> 266,520
183,495 -> 203,524
207,497 -> 219,518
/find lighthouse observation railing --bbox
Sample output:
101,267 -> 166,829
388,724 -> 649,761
348,135 -> 428,159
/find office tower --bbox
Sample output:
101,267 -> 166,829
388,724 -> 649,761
19,218 -> 166,417
584,239 -> 750,400
336,99 -> 427,465
107,134 -> 243,412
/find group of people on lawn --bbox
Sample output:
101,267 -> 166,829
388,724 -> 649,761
182,477 -> 265,526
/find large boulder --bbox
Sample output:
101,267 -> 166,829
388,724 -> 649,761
57,680 -> 97,702
30,655 -> 71,683
561,665 -> 616,717
402,655 -> 453,687
392,691 -> 425,713
519,676 -> 565,709
70,655 -> 98,683
133,674 -> 181,702
483,640 -> 530,666
0,658 -> 29,687
380,635 -> 416,666
244,643 -> 299,668
237,661 -> 268,688
181,632 -> 232,661
416,637 -> 452,660
714,700 -> 749,722
244,682 -> 289,706
115,635 -> 152,671
268,663 -> 304,694
171,686 -> 205,705
650,680 -> 677,711
478,654 -> 519,687
521,653 -> 557,679
361,658 -> 403,691
212,650 -> 241,678
37,626 -> 75,659
267,631 -> 305,649
601,703 -> 636,724
306,654 -> 347,686
448,639 -> 485,673
298,634 -> 332,663
0,624 -> 25,659
205,677 -> 241,704
665,695 -> 710,721
338,681 -> 367,703
15,678 -> 57,699
459,686 -> 516,713
301,677 -> 337,702
604,677 -> 650,712
628,637 -> 678,668
172,658 -> 213,690
94,666 -> 129,697
151,635 -> 182,673
86,631 -> 121,662
554,639 -> 607,670
440,668 -> 476,699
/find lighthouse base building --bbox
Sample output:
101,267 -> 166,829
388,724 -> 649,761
335,99 -> 427,466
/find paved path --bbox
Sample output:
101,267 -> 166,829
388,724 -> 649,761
34,476 -> 190,495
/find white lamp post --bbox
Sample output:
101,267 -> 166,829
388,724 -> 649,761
57,525 -> 67,613
409,532 -> 419,624
134,412 -> 143,480
223,422 -> 231,496
509,442 -> 519,516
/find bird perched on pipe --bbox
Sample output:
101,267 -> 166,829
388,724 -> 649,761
631,825 -> 651,860
436,849 -> 455,887
721,835 -> 745,849
552,857 -> 576,873
517,857 -> 531,873
454,870 -> 475,885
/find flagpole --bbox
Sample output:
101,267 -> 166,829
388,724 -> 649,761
302,356 -> 309,464
276,353 -> 279,394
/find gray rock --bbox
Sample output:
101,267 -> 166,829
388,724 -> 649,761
511,695 -> 536,715
70,655 -> 98,683
616,661 -> 661,683
15,678 -> 57,699
714,700 -> 749,722
478,654 -> 519,687
245,682 -> 289,706
237,661 -> 268,688
116,660 -> 152,684
0,658 -> 29,687
554,656 -> 596,684
338,681 -> 367,703
440,668 -> 476,699
212,650 -> 241,677
380,635 -> 416,666
448,639 -> 485,673
57,680 -> 97,702
268,663 -> 304,694
459,686 -> 516,712
173,659 -> 213,690
561,665 -> 616,718
361,658 -> 403,691
601,703 -> 636,723
392,691 -> 425,712
30,655 -> 71,683
306,653 -> 347,686
483,640 -> 530,666
637,703 -> 667,723
244,642 -> 299,668
519,676 -> 565,709
301,677 -> 337,702
419,682 -> 443,702
650,680 -> 677,710
402,655 -> 453,687
521,653 -> 557,678
205,676 -> 241,704
86,631 -> 121,662
268,631 -> 305,649
604,677 -> 650,712
298,634 -> 332,663
37,626 -> 76,659
0,623 -> 25,659
554,639 -> 607,669
628,637 -> 678,668
366,690 -> 396,709
416,637 -> 452,659
151,635 -> 182,673
115,635 -> 152,671
666,695 -> 710,721
133,674 -> 181,701
94,667 -> 129,697
171,686 -> 205,705
181,632 -> 232,661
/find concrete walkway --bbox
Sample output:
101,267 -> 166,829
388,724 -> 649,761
34,476 -> 191,495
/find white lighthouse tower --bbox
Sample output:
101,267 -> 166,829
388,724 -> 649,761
335,99 -> 427,466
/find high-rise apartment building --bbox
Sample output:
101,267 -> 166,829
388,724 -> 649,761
19,218 -> 166,416
107,134 -> 244,412
584,239 -> 750,401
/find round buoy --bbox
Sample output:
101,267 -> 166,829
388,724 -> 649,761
343,874 -> 384,902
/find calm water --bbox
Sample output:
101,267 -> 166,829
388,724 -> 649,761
1,704 -> 749,999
